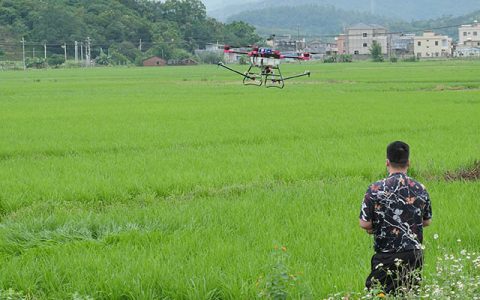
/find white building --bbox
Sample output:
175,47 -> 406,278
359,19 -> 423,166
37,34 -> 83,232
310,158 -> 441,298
458,21 -> 480,47
346,23 -> 387,55
455,47 -> 480,57
413,31 -> 452,58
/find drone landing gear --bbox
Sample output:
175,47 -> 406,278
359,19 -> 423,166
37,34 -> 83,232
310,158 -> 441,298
243,65 -> 263,86
264,66 -> 284,89
217,62 -> 310,89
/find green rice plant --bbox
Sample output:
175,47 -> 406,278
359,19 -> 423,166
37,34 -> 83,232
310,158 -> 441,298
0,61 -> 479,298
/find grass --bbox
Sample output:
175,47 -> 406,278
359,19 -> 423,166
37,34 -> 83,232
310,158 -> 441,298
0,60 -> 479,299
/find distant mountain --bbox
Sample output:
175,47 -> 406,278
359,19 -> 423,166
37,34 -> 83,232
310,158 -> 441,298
226,5 -> 394,38
225,4 -> 480,41
211,0 -> 480,22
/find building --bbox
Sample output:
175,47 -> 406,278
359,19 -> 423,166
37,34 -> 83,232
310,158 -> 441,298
458,21 -> 480,46
143,56 -> 166,67
305,40 -> 338,58
268,35 -> 306,52
345,23 -> 387,55
414,31 -> 452,58
336,34 -> 347,54
195,43 -> 222,54
223,48 -> 246,64
391,34 -> 415,57
455,47 -> 480,57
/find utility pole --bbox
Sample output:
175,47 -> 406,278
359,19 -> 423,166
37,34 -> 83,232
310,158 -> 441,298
75,41 -> 78,63
33,47 -> 35,58
387,33 -> 392,60
21,37 -> 26,70
44,43 -> 47,61
86,37 -> 91,66
80,42 -> 83,64
139,39 -> 142,52
63,43 -> 67,62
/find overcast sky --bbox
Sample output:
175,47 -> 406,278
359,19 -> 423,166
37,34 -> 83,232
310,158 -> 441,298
202,0 -> 256,11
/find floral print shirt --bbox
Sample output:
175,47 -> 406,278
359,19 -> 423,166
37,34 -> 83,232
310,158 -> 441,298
360,172 -> 432,253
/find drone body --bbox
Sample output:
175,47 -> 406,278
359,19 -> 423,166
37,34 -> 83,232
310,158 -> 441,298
218,46 -> 311,89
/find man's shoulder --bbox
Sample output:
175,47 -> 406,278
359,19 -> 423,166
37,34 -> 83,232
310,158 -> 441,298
405,175 -> 428,192
367,174 -> 427,192
367,179 -> 386,192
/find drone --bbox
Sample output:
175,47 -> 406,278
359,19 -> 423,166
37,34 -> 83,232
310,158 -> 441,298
218,45 -> 311,89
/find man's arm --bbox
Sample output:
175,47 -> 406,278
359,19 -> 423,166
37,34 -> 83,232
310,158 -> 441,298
359,219 -> 373,234
359,185 -> 375,234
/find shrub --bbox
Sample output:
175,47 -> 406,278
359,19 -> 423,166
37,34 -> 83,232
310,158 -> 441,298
370,41 -> 384,62
25,57 -> 46,69
95,49 -> 112,66
47,54 -> 65,66
323,56 -> 337,63
402,56 -> 418,62
338,54 -> 353,63
110,50 -> 131,65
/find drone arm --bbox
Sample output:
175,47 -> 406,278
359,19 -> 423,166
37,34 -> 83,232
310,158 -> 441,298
217,62 -> 256,80
282,71 -> 311,81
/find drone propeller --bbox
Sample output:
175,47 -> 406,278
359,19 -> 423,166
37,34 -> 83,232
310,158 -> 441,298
281,52 -> 311,60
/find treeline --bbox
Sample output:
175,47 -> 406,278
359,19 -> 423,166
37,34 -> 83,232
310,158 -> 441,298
0,0 -> 260,64
228,4 -> 480,40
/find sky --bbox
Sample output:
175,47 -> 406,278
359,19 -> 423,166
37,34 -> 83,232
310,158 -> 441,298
202,0 -> 256,11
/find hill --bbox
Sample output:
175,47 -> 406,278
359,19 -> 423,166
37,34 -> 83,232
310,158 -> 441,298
211,0 -> 480,22
226,4 -> 480,40
0,0 -> 260,63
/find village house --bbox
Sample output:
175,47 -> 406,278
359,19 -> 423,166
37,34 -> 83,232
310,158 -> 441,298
414,31 -> 452,58
458,21 -> 480,47
391,34 -> 415,57
305,40 -> 338,59
267,35 -> 306,52
336,34 -> 347,54
345,23 -> 388,56
143,56 -> 166,67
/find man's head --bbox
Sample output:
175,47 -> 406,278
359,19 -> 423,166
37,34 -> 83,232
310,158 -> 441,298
386,141 -> 410,171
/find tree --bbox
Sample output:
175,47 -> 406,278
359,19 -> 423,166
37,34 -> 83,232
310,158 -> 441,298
224,21 -> 260,46
370,40 -> 384,62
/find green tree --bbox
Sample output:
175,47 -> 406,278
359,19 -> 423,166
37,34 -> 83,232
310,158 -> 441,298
224,21 -> 260,46
370,40 -> 384,62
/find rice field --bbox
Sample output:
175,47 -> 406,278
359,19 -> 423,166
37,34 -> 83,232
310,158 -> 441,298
0,60 -> 479,299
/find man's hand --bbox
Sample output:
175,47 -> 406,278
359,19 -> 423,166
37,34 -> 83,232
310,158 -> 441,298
423,219 -> 432,227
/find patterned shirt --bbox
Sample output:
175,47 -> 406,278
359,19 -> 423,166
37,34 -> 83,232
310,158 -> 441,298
360,172 -> 432,253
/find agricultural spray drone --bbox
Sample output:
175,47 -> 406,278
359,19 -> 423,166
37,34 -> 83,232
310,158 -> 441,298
218,45 -> 311,89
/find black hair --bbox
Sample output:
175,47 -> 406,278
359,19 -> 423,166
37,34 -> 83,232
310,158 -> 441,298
387,141 -> 409,168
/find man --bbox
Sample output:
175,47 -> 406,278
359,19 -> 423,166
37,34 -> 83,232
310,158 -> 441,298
359,141 -> 432,294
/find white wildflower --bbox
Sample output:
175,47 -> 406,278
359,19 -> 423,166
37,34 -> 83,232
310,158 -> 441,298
433,233 -> 439,240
